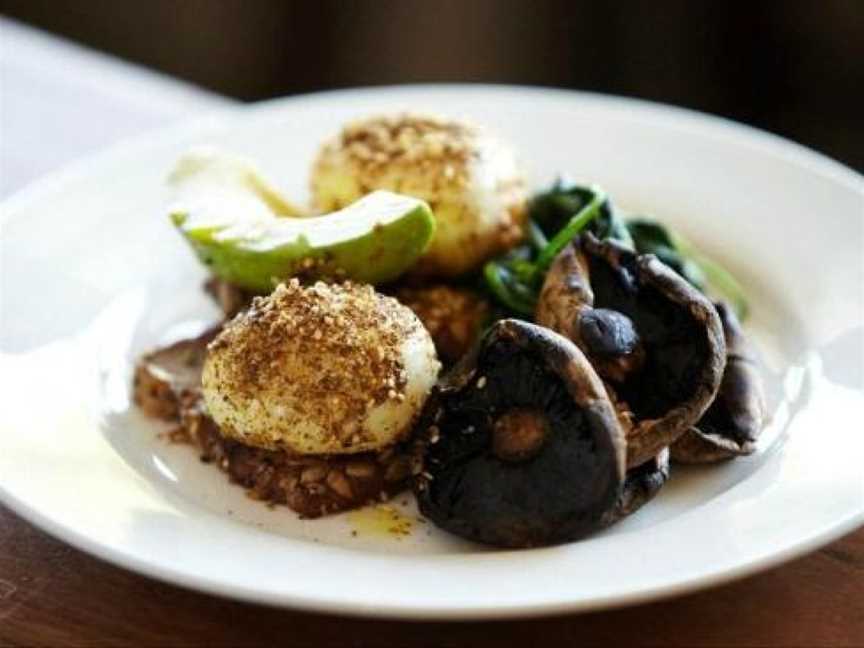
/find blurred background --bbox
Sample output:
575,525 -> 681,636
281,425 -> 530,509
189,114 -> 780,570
2,0 -> 862,170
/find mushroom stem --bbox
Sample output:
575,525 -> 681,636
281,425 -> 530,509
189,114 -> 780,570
492,408 -> 549,462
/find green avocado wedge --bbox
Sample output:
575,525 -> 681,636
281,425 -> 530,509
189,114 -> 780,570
171,189 -> 436,292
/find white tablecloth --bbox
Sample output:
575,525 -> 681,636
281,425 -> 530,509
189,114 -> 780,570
0,17 -> 232,197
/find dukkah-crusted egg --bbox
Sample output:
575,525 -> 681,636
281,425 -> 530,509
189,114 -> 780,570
310,113 -> 528,277
202,279 -> 440,455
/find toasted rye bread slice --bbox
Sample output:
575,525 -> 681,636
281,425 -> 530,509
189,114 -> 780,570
133,328 -> 218,421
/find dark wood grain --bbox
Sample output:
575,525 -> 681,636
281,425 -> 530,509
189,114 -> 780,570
1,503 -> 861,648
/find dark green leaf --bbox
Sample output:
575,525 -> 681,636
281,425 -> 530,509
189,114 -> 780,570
528,177 -> 595,238
627,218 -> 748,319
587,204 -> 634,249
482,260 -> 537,315
483,179 -> 749,322
626,219 -> 705,290
483,181 -> 610,315
535,186 -> 607,272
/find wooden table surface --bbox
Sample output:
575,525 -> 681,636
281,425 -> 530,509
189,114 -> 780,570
1,502 -> 862,647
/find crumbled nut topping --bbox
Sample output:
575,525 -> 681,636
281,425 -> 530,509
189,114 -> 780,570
393,283 -> 489,364
337,113 -> 476,185
207,279 -> 420,450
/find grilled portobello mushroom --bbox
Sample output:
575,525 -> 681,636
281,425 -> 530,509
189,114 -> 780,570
672,302 -> 766,463
413,319 -> 626,548
536,233 -> 726,468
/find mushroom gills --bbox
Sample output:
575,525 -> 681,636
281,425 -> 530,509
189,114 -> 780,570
414,319 -> 626,548
584,243 -> 714,419
536,234 -> 726,469
672,302 -> 766,463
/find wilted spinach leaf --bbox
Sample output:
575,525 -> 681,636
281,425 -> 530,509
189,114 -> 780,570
480,179 -> 749,321
482,244 -> 538,316
626,219 -> 705,290
626,218 -> 748,319
483,180 -> 609,315
528,177 -> 632,248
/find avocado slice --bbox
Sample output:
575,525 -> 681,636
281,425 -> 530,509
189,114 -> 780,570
169,147 -> 306,218
171,189 -> 436,292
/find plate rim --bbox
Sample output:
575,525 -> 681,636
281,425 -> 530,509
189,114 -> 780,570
1,483 -> 861,620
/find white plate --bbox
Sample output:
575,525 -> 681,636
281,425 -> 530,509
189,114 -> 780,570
1,85 -> 862,619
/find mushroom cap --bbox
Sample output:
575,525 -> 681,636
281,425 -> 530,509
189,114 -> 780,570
672,302 -> 766,463
536,233 -> 726,468
202,280 -> 440,455
414,319 -> 626,548
310,113 -> 527,277
602,448 -> 671,527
